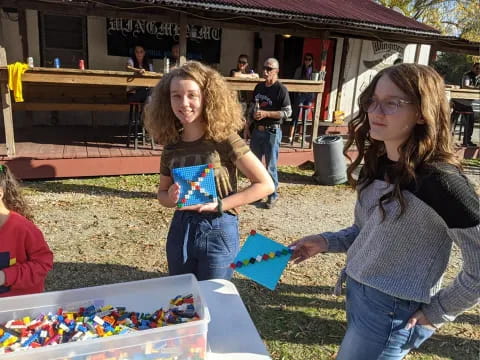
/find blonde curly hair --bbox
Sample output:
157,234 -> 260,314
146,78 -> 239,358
144,61 -> 245,145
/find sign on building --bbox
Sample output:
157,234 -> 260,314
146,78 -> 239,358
106,18 -> 222,63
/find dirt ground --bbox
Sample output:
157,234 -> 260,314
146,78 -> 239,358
27,169 -> 358,291
23,165 -> 479,360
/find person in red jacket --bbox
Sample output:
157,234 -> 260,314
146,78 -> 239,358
0,164 -> 53,297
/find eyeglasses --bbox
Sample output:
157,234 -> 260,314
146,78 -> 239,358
363,98 -> 413,115
304,58 -> 313,61
263,66 -> 277,72
238,60 -> 248,65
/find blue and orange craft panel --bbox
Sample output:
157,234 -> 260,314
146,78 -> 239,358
172,164 -> 218,208
230,230 -> 293,290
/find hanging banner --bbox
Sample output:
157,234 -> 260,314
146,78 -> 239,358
106,18 -> 222,63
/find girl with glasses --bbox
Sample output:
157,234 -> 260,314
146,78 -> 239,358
289,64 -> 479,360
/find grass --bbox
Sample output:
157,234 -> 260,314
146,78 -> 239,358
462,158 -> 480,168
22,166 -> 480,360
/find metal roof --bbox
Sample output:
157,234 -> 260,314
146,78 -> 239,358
5,0 -> 479,52
139,0 -> 440,35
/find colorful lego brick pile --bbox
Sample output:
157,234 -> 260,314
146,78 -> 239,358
0,294 -> 202,356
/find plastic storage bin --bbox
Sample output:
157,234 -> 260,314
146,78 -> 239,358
0,274 -> 210,360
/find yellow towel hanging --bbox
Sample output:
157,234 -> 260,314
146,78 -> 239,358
7,62 -> 29,102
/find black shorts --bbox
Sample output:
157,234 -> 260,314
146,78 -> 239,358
127,87 -> 150,103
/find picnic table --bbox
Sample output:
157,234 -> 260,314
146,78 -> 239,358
444,87 -> 480,101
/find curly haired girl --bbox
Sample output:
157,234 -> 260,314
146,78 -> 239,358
145,61 -> 274,280
0,165 -> 53,297
289,64 -> 479,359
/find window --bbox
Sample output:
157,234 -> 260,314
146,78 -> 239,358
39,13 -> 87,68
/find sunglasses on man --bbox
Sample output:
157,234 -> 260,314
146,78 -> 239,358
263,66 -> 277,72
304,57 -> 313,61
238,60 -> 248,65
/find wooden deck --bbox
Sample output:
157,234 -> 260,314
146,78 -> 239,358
0,126 -> 319,179
1,124 -> 476,180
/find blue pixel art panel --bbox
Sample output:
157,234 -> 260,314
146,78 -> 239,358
172,163 -> 218,208
231,231 -> 293,290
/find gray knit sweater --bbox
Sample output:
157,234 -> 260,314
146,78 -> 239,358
322,160 -> 480,328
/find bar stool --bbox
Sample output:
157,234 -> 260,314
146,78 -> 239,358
451,109 -> 473,142
291,104 -> 314,148
127,102 -> 154,150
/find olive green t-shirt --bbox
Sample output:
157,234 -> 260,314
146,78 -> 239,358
160,133 -> 250,200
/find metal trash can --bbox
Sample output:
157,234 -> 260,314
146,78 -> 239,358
312,135 -> 347,185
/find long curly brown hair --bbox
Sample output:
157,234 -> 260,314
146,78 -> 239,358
144,61 -> 244,145
0,165 -> 33,221
344,63 -> 460,215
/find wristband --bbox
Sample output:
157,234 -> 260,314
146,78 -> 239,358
217,198 -> 223,215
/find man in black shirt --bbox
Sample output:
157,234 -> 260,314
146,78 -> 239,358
246,57 -> 292,209
462,62 -> 480,89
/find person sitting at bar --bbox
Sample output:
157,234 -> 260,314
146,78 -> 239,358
462,62 -> 480,89
125,44 -> 154,103
288,53 -> 316,143
230,55 -> 259,124
230,55 -> 259,79
170,43 -> 181,69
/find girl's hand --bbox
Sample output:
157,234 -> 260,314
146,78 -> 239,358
179,201 -> 219,213
289,235 -> 328,264
405,310 -> 436,330
168,183 -> 180,204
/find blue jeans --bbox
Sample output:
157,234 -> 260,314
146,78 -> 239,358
250,127 -> 281,200
166,210 -> 239,280
291,93 -> 314,126
337,277 -> 435,360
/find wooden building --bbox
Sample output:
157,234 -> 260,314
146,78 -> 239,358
0,0 -> 478,178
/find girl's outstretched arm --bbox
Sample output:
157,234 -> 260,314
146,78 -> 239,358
222,151 -> 274,212
157,175 -> 179,208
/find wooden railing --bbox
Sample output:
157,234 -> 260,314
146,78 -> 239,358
0,67 -> 325,156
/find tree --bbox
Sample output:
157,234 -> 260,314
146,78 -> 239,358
376,1 -> 479,66
431,52 -> 471,84
375,0 -> 480,41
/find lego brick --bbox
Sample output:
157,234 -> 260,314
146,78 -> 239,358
172,164 -> 218,208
